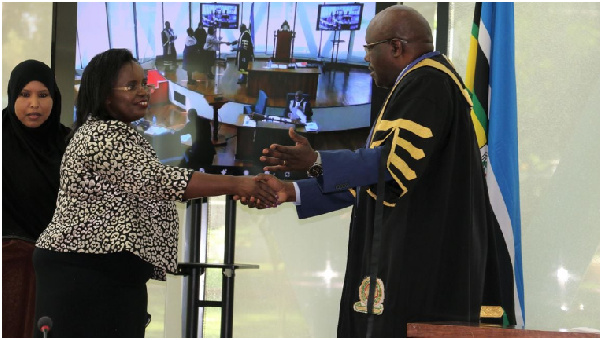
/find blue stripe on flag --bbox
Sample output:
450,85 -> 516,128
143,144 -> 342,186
481,2 -> 525,325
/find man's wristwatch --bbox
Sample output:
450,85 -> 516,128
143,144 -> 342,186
307,151 -> 323,178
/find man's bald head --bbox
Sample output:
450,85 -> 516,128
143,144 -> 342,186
365,5 -> 435,88
373,5 -> 433,43
369,5 -> 433,55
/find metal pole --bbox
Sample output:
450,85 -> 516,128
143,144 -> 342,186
435,2 -> 450,55
220,195 -> 237,337
183,198 -> 204,338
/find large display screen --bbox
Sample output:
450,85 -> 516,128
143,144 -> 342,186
316,3 -> 364,31
68,2 -> 372,179
200,3 -> 240,29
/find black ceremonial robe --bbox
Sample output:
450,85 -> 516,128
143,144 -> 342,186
336,54 -> 515,337
236,29 -> 253,72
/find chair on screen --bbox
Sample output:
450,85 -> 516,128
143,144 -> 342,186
243,90 -> 268,115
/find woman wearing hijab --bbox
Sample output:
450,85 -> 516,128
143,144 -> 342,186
2,60 -> 70,338
32,48 -> 278,337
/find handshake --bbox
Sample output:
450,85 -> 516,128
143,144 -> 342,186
233,127 -> 319,209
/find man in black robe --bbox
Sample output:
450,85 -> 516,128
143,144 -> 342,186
230,23 -> 253,84
252,5 -> 516,337
285,91 -> 313,122
161,21 -> 177,68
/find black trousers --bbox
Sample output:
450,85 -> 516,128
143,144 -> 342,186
33,248 -> 154,338
205,50 -> 217,74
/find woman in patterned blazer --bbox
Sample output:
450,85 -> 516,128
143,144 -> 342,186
32,48 -> 278,337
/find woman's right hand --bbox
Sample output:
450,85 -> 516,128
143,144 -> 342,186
234,174 -> 295,209
234,176 -> 280,207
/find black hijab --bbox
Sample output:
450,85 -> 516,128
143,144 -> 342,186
2,60 -> 70,241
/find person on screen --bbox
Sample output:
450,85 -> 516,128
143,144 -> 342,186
204,26 -> 229,80
161,21 -> 177,68
207,10 -> 215,26
242,5 -> 516,337
183,28 -> 198,85
280,20 -> 290,31
3,60 -> 70,338
194,24 -> 208,76
178,108 -> 216,169
285,90 -> 313,123
194,23 -> 207,50
230,23 -> 254,84
31,48 -> 279,338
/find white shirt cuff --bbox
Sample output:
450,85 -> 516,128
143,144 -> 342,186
292,182 -> 301,205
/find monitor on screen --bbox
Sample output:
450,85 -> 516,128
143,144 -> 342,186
316,3 -> 364,31
200,3 -> 240,29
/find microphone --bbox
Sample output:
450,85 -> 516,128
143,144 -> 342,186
249,112 -> 266,121
37,316 -> 53,338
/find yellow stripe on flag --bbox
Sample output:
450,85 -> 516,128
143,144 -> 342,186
470,107 -> 487,148
466,35 -> 479,91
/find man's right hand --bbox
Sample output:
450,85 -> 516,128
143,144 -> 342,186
260,128 -> 317,172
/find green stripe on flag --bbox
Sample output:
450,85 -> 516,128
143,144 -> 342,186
471,22 -> 479,38
468,89 -> 488,134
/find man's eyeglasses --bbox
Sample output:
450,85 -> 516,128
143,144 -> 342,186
113,83 -> 156,94
363,38 -> 408,53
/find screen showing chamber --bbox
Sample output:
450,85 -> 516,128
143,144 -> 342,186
316,3 -> 364,31
200,3 -> 240,29
68,2 -> 371,179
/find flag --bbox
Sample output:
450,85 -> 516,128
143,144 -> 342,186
465,2 -> 525,327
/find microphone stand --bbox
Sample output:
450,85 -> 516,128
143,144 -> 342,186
37,316 -> 53,338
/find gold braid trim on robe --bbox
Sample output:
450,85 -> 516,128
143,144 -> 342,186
365,55 -> 474,206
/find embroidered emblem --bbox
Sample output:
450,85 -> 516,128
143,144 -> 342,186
353,277 -> 385,315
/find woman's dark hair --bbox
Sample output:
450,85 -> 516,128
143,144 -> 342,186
207,26 -> 215,35
71,48 -> 137,137
187,28 -> 194,36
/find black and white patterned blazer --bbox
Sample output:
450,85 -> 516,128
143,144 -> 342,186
36,116 -> 194,280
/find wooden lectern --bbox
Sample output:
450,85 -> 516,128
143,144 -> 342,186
407,323 -> 600,338
274,30 -> 295,62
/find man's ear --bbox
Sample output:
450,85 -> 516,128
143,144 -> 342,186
391,40 -> 403,57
